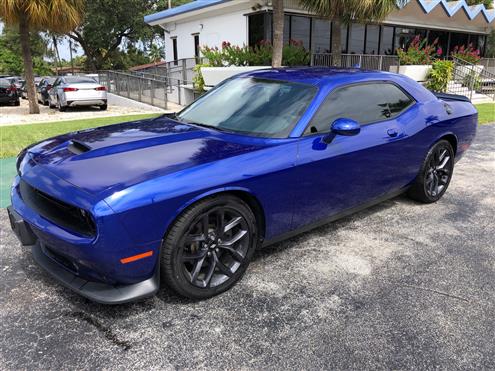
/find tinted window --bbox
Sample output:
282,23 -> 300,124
177,77 -> 316,138
305,83 -> 413,134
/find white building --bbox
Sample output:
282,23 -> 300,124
144,0 -> 495,63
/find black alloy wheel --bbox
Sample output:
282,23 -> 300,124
408,140 -> 454,203
162,195 -> 257,299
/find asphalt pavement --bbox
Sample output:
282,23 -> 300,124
1,124 -> 494,370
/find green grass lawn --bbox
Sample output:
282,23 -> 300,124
0,113 -> 160,159
475,103 -> 495,125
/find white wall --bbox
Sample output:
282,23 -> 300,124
163,8 -> 249,62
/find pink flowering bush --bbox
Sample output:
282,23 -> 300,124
396,35 -> 442,65
451,44 -> 481,64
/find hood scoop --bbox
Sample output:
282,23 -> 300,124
68,140 -> 92,155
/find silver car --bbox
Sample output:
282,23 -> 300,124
48,76 -> 108,111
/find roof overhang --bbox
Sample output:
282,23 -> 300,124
144,0 -> 494,31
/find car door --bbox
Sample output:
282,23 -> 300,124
50,78 -> 62,105
291,81 -> 419,230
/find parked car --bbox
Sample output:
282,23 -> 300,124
6,76 -> 23,89
37,77 -> 57,106
20,77 -> 42,99
48,76 -> 107,111
8,68 -> 477,304
0,78 -> 20,106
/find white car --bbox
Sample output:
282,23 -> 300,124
48,76 -> 107,111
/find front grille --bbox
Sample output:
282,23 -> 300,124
43,245 -> 79,274
19,180 -> 96,237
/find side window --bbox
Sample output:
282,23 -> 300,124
305,83 -> 414,134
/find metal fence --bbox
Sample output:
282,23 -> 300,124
448,57 -> 495,101
97,70 -> 201,110
312,53 -> 400,72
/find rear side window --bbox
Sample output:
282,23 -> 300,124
305,82 -> 414,134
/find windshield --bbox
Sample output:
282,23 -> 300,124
177,77 -> 316,138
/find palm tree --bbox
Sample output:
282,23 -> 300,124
299,0 -> 403,65
0,0 -> 84,114
272,0 -> 285,67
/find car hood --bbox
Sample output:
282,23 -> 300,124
26,116 -> 262,196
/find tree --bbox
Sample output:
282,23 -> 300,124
0,0 -> 84,114
272,0 -> 285,67
0,27 -> 52,76
67,0 -> 164,71
299,0 -> 403,65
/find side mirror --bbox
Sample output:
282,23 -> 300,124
322,118 -> 360,144
331,118 -> 361,136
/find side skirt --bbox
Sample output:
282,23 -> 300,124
261,188 -> 407,248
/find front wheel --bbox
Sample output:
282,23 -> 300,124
161,195 -> 258,299
408,140 -> 454,203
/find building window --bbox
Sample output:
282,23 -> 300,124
291,15 -> 311,49
348,24 -> 365,54
193,34 -> 200,59
249,13 -> 272,46
283,15 -> 291,45
311,18 -> 331,53
450,32 -> 469,51
341,24 -> 349,53
365,25 -> 380,55
380,26 -> 394,55
171,37 -> 178,65
428,30 -> 448,56
395,28 -> 416,50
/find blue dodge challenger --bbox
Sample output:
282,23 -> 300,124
8,68 -> 477,303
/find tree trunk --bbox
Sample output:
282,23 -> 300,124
272,0 -> 284,68
19,14 -> 40,114
331,18 -> 342,67
52,35 -> 61,76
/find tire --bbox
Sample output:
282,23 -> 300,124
43,99 -> 49,106
49,99 -> 55,109
161,195 -> 258,299
58,98 -> 66,112
407,140 -> 454,203
14,100 -> 20,106
100,104 -> 108,111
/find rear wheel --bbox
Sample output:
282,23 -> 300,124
161,195 -> 257,299
100,104 -> 107,111
57,98 -> 66,112
408,140 -> 454,203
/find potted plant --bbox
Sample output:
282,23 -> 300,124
390,36 -> 442,82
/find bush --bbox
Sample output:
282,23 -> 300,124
282,40 -> 310,66
451,44 -> 481,64
426,60 -> 454,92
462,70 -> 482,91
192,63 -> 207,92
200,40 -> 309,67
396,35 -> 442,65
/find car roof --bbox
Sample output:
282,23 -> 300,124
241,67 -> 400,87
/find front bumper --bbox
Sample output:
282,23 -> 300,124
8,201 -> 160,305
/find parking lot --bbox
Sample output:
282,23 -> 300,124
0,93 -> 166,126
1,124 -> 494,370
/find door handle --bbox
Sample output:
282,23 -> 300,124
387,128 -> 398,137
